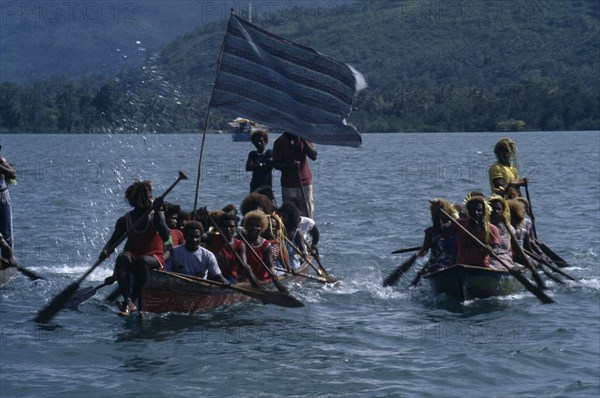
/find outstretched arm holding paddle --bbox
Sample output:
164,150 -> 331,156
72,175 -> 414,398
384,199 -> 458,287
100,179 -> 172,317
34,171 -> 187,324
0,232 -> 45,281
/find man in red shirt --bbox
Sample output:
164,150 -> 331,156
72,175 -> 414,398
453,195 -> 501,267
273,132 -> 318,218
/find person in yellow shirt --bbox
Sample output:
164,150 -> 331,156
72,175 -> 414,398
488,137 -> 527,198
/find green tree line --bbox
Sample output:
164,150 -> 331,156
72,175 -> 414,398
1,0 -> 599,133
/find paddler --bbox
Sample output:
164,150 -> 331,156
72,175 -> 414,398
164,220 -> 229,284
100,180 -> 170,317
437,194 -> 502,268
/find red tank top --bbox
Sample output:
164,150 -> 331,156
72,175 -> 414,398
206,235 -> 244,281
245,238 -> 271,281
124,211 -> 165,266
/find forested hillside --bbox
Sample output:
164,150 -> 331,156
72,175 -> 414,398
2,0 -> 599,133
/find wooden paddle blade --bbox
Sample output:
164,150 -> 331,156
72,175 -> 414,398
530,269 -> 547,290
391,246 -> 422,255
383,253 -> 419,287
273,267 -> 330,284
177,170 -> 189,181
34,282 -> 80,323
523,248 -> 577,282
409,269 -> 425,287
16,265 -> 45,281
538,265 -> 567,285
233,285 -> 304,307
539,243 -> 571,268
64,286 -> 97,308
510,268 -> 554,304
270,275 -> 291,295
262,292 -> 304,308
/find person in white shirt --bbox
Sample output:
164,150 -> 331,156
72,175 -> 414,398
165,221 -> 229,284
298,216 -> 319,249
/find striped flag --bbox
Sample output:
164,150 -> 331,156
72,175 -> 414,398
209,13 -> 367,147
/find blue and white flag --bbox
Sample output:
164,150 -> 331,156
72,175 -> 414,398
209,13 -> 367,147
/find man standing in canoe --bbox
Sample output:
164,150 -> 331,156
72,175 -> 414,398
488,137 -> 527,199
273,132 -> 317,218
100,180 -> 170,317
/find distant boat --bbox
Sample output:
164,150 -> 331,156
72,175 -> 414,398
228,117 -> 268,142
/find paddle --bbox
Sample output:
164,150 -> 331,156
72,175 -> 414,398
523,183 -> 571,268
1,234 -> 45,281
440,209 -> 554,304
65,276 -> 116,308
384,229 -> 442,287
525,256 -> 567,286
237,231 -> 292,294
409,265 -> 428,287
158,270 -> 303,308
382,252 -> 419,287
273,266 -> 329,284
303,238 -> 337,282
12,264 -> 45,281
392,246 -> 421,254
538,242 -> 571,268
391,246 -> 422,255
523,248 -> 576,282
408,235 -> 456,288
287,235 -> 337,283
504,220 -> 547,290
297,168 -> 312,219
206,213 -> 264,290
34,171 -> 188,324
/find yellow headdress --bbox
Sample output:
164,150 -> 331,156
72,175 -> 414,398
243,210 -> 269,232
464,193 -> 492,243
494,137 -> 519,170
487,194 -> 511,226
430,198 -> 459,220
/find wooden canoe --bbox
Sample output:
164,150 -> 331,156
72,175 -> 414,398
140,261 -> 310,314
423,264 -> 524,301
0,266 -> 17,287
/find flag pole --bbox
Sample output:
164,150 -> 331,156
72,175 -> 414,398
192,10 -> 235,215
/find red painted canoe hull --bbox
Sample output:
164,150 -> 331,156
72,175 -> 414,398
141,262 -> 310,314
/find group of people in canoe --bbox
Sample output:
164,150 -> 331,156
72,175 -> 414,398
99,130 -> 321,316
417,137 -> 551,278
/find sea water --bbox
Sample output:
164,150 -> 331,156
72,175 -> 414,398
0,131 -> 598,397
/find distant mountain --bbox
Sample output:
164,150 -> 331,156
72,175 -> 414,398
151,0 -> 600,131
0,0 -> 349,82
1,0 -> 599,133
